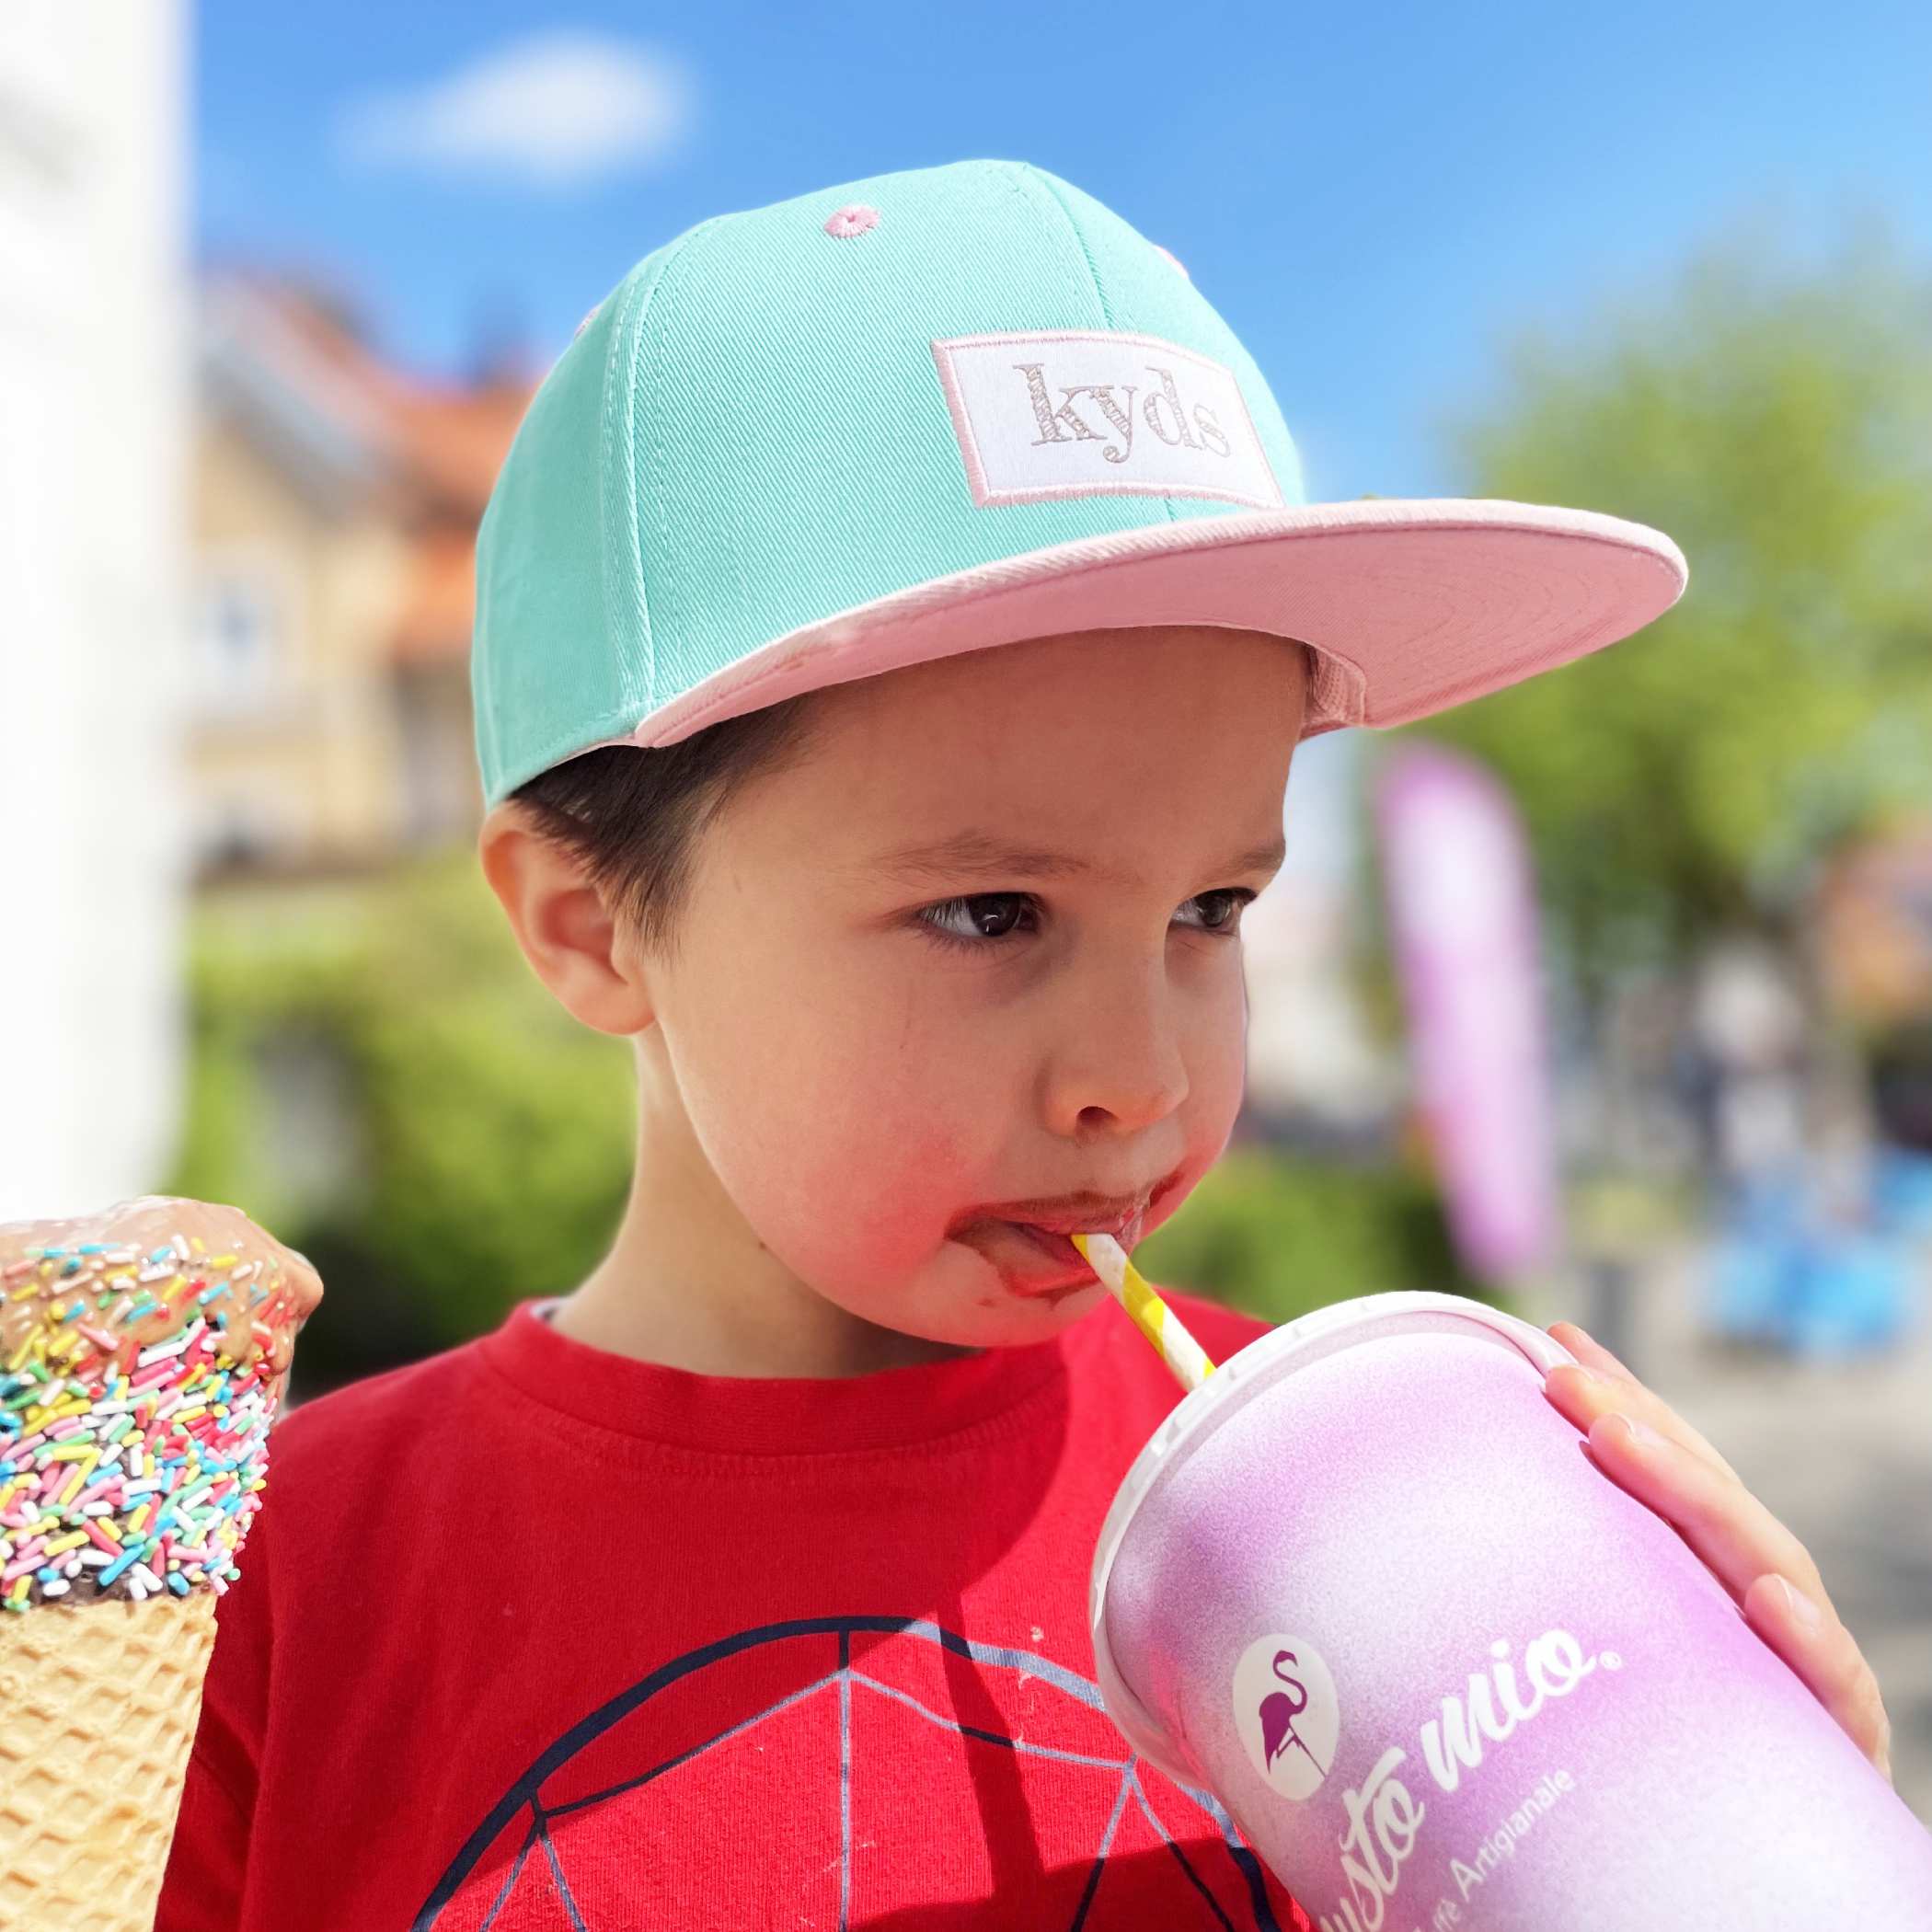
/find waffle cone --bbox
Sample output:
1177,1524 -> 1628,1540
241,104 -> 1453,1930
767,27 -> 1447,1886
0,1591 -> 221,1932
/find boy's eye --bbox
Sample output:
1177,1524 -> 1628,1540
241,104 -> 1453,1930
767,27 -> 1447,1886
914,890 -> 1257,953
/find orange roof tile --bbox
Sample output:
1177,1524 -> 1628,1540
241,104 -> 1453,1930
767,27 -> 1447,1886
209,276 -> 540,666
392,523 -> 482,667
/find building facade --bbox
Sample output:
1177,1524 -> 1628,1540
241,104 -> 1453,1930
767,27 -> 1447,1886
0,5 -> 190,1220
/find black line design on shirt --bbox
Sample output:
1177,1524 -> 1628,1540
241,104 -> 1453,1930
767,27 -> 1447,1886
412,1614 -> 1284,1931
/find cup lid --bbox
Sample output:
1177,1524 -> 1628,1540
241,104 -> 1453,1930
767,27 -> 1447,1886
1087,1289 -> 1575,1787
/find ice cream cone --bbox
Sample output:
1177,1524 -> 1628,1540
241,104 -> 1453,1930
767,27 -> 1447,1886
0,1592 -> 220,1931
0,1198 -> 321,1926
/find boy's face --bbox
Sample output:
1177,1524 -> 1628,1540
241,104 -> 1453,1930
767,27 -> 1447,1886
627,623 -> 1305,1355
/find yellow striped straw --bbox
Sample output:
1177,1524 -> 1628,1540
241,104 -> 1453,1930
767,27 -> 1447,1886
1071,1232 -> 1215,1394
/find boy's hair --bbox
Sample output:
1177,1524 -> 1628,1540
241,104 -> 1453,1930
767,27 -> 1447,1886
505,691 -> 823,966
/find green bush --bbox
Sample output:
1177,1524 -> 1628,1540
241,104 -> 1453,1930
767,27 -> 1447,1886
163,849 -> 1489,1396
162,849 -> 635,1396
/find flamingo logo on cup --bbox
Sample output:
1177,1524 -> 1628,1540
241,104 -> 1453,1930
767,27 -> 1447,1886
1233,1634 -> 1340,1799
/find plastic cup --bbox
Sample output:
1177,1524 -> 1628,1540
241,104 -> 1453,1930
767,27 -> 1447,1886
1089,1291 -> 1932,1928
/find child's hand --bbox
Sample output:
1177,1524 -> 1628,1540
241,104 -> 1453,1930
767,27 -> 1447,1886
1542,1320 -> 1893,1786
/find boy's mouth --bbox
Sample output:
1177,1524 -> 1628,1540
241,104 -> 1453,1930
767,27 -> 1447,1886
956,1168 -> 1181,1295
1010,1222 -> 1101,1269
988,1220 -> 1110,1294
983,1207 -> 1155,1294
962,1169 -> 1179,1239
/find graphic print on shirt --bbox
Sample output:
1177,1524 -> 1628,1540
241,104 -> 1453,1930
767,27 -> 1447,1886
411,1616 -> 1300,1930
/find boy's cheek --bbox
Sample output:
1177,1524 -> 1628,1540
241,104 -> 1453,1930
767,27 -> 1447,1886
742,1114 -> 974,1272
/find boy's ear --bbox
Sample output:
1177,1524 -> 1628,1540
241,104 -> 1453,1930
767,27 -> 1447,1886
476,805 -> 657,1037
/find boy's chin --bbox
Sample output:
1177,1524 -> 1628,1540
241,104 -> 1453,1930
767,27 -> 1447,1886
884,1275 -> 1113,1351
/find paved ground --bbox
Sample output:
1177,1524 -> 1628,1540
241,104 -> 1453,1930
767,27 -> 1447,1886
1526,1246 -> 1932,1827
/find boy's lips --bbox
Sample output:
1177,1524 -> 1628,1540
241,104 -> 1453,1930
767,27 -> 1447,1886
956,1167 -> 1184,1291
961,1164 -> 1183,1229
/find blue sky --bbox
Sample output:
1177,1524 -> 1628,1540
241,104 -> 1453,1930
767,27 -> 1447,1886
197,1 -> 1931,503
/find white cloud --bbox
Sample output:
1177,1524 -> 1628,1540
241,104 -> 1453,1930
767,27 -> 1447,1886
335,31 -> 694,189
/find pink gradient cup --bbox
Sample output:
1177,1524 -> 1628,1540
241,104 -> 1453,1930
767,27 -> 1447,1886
1090,1292 -> 1932,1928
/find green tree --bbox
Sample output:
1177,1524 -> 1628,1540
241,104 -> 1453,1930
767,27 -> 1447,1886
1409,216 -> 1932,1014
164,851 -> 638,1393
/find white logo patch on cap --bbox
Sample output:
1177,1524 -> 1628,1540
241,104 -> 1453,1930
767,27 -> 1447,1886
931,328 -> 1283,511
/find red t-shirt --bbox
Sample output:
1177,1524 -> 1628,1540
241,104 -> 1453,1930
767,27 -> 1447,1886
155,1289 -> 1315,1930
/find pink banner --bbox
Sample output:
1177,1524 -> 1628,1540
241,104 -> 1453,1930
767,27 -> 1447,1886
1374,742 -> 1560,1282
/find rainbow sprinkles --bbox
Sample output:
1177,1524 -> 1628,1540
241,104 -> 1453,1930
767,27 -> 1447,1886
0,1231 -> 301,1614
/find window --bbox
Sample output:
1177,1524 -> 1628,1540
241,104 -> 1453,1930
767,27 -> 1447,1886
193,556 -> 288,707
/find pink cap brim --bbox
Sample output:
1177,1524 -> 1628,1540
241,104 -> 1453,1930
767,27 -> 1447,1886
617,498 -> 1688,749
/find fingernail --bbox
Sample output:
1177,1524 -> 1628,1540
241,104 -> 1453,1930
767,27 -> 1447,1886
1778,1577 -> 1824,1628
1556,1364 -> 1616,1393
1606,1412 -> 1664,1449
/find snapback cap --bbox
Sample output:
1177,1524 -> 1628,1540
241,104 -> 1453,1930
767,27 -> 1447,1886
471,156 -> 1687,812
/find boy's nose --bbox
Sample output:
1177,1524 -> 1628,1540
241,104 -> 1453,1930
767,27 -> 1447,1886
1043,972 -> 1191,1136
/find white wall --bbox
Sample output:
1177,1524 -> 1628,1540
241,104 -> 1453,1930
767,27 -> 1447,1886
0,3 -> 190,1219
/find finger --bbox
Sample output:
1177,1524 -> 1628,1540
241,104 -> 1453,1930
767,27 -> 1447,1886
1547,1320 -> 1640,1385
1584,1410 -> 1831,1612
1543,1362 -> 1744,1487
1743,1573 -> 1894,1783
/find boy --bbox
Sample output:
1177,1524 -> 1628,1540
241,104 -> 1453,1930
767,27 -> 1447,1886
155,158 -> 1890,1928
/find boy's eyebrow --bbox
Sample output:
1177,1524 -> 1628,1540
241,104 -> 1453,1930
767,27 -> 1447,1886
860,830 -> 1289,888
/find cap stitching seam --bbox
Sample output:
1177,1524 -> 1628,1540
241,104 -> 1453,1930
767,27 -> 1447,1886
602,265 -> 658,723
634,214 -> 737,714
1009,164 -> 1179,530
605,217 -> 733,725
1005,163 -> 1115,330
474,500 -> 500,792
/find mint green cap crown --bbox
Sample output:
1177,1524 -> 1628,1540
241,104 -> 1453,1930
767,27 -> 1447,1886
472,156 -> 1306,811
